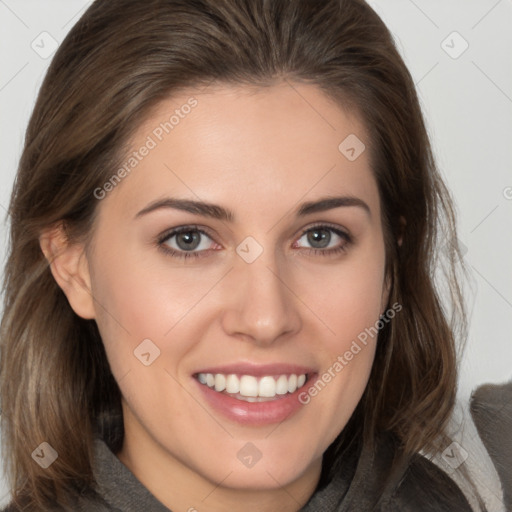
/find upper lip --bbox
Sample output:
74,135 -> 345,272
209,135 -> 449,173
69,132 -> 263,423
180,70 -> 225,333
193,362 -> 316,377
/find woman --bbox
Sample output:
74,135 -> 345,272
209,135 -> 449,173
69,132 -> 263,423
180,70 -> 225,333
0,0 -> 486,510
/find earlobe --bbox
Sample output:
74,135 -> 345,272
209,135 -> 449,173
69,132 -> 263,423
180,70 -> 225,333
39,225 -> 96,320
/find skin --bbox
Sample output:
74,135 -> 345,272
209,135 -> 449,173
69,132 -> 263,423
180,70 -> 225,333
41,81 -> 390,511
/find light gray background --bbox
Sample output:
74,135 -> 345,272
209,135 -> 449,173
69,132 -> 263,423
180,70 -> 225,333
1,0 -> 511,508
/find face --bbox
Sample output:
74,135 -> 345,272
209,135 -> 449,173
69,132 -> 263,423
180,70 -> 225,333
82,82 -> 389,496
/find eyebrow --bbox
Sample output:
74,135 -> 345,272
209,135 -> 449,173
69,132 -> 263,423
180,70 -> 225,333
135,195 -> 370,221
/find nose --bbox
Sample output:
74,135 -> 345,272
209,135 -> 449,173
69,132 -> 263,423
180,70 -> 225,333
220,251 -> 302,347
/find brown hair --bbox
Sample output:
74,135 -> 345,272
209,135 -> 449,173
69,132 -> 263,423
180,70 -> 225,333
0,0 -> 482,509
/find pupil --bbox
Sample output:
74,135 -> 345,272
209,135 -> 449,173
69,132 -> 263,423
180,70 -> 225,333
308,229 -> 330,248
177,231 -> 200,251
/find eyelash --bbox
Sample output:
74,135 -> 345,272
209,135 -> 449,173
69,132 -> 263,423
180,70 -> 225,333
156,223 -> 353,260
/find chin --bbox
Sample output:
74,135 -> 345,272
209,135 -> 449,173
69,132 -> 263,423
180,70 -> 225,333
198,447 -> 318,491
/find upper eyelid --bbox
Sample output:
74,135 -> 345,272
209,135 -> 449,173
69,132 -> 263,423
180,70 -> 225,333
158,225 -> 214,242
297,222 -> 350,237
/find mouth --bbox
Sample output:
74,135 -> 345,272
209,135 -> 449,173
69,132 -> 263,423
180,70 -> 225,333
195,372 -> 309,402
192,364 -> 316,425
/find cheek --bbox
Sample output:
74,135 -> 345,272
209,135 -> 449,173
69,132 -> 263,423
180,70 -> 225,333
298,245 -> 387,347
92,231 -> 226,321
293,242 -> 386,429
86,242 -> 177,365
87,235 -> 230,380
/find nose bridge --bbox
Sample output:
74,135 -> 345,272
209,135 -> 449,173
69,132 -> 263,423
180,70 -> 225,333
221,242 -> 301,345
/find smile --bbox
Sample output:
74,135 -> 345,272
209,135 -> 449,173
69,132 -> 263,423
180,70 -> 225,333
196,372 -> 308,402
193,365 -> 317,425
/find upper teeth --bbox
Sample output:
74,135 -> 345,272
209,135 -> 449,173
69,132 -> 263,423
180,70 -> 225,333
197,373 -> 307,398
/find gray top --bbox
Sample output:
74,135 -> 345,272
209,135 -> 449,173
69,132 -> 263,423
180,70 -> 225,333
3,434 -> 473,511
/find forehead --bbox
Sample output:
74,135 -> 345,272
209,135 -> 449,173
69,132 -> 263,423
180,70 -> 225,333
101,81 -> 379,222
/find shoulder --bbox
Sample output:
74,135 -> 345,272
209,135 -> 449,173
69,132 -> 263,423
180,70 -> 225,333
1,505 -> 23,512
471,381 -> 512,510
0,488 -> 112,512
318,431 -> 473,512
387,453 -> 473,512
0,503 -> 63,512
0,504 -> 22,512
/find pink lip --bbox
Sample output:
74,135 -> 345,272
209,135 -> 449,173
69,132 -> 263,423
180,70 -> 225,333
193,370 -> 319,426
193,362 -> 315,378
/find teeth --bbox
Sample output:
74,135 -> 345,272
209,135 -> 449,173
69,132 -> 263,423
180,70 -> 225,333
287,374 -> 297,393
258,376 -> 276,397
214,373 -> 226,392
197,372 -> 308,398
240,375 -> 258,397
276,375 -> 288,395
226,374 -> 239,394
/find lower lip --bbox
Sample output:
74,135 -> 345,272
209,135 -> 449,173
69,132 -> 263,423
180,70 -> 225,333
194,376 -> 316,426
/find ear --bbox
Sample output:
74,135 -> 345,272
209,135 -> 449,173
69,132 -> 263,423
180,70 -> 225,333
380,269 -> 392,316
380,218 -> 404,315
39,225 -> 95,319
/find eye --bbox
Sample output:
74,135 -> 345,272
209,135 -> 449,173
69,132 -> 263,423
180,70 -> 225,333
157,224 -> 351,260
158,226 -> 218,259
293,225 -> 351,255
